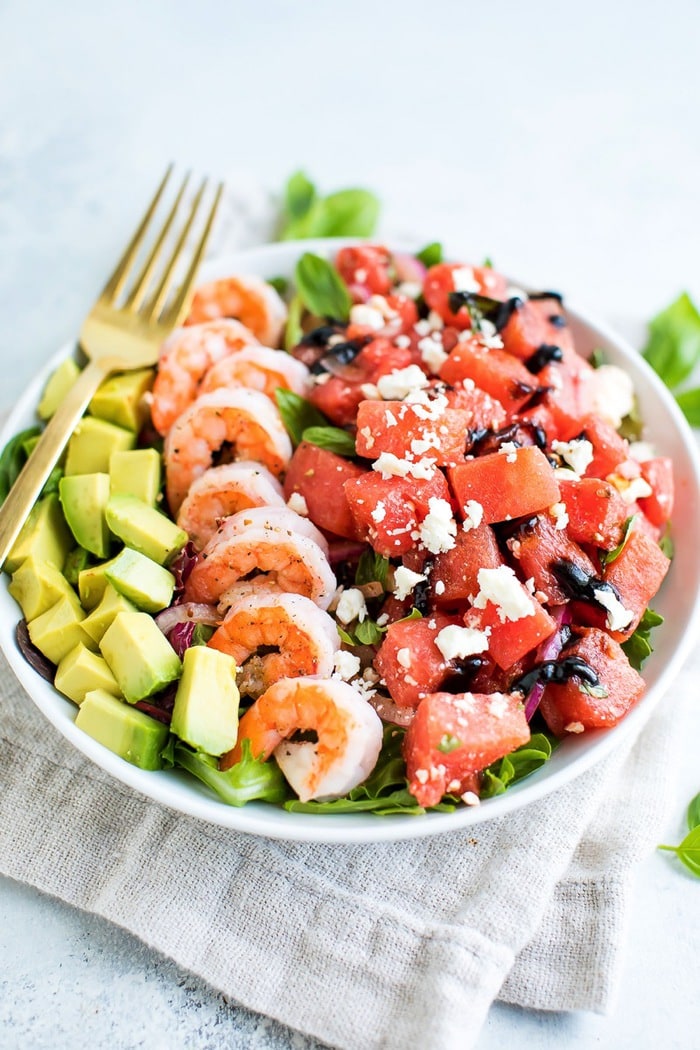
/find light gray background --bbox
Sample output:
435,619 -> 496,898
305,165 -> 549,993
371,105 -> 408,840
1,1 -> 699,1047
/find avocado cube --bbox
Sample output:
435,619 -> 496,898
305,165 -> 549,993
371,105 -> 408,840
37,358 -> 81,420
104,548 -> 175,613
64,417 -> 135,476
89,369 -> 155,432
105,494 -> 187,567
78,555 -> 122,609
9,557 -> 77,621
54,643 -> 121,705
59,473 -> 112,558
4,494 -> 73,574
109,448 -> 161,505
100,611 -> 181,702
171,646 -> 239,756
76,689 -> 169,770
81,584 -> 138,644
27,595 -> 97,665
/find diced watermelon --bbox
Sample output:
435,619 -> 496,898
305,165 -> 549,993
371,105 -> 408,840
423,263 -> 508,329
500,296 -> 574,361
557,477 -> 629,549
447,445 -> 561,525
439,335 -> 538,414
579,414 -> 631,479
355,399 -> 470,466
464,592 -> 557,669
432,524 -> 503,607
374,613 -> 459,708
539,628 -> 645,733
444,380 -> 508,431
283,442 -> 367,540
403,691 -> 530,807
601,527 -> 670,638
507,515 -> 599,604
336,245 -> 393,298
343,469 -> 452,558
638,456 -> 674,526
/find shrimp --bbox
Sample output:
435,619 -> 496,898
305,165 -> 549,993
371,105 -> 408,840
220,676 -> 384,802
176,462 -> 286,550
185,275 -> 288,347
183,522 -> 336,610
199,346 -> 311,400
214,505 -> 329,556
208,592 -> 340,695
164,388 -> 292,514
151,319 -> 259,434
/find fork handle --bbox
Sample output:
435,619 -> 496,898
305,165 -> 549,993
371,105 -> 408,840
0,357 -> 113,568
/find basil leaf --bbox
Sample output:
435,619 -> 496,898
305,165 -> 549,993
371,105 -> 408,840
621,607 -> 664,670
284,294 -> 304,351
600,515 -> 637,567
659,825 -> 700,878
355,550 -> 389,588
313,189 -> 380,238
0,425 -> 41,505
284,170 -> 316,223
354,618 -> 385,646
589,348 -> 606,369
274,389 -> 328,446
687,792 -> 700,832
268,275 -> 289,297
675,386 -> 700,426
295,252 -> 352,321
659,525 -> 674,559
416,242 -> 443,268
301,425 -> 356,457
482,255 -> 493,269
394,607 -> 423,624
336,626 -> 355,646
643,292 -> 700,390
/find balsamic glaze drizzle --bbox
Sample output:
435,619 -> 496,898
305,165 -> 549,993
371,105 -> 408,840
447,291 -> 523,331
511,655 -> 602,696
525,344 -> 563,374
552,559 -> 622,609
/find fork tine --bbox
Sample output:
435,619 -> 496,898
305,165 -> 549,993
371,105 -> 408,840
141,177 -> 209,322
99,164 -> 173,304
160,181 -> 225,328
123,171 -> 191,311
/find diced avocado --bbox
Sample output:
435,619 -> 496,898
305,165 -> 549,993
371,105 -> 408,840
171,646 -> 239,756
109,448 -> 161,505
104,548 -> 175,613
105,494 -> 186,566
9,557 -> 78,621
64,546 -> 91,587
64,417 -> 135,476
4,494 -> 73,574
27,595 -> 97,664
78,555 -> 122,609
100,611 -> 181,702
81,583 -> 138,644
89,369 -> 155,432
76,688 -> 169,770
59,473 -> 112,558
37,358 -> 81,420
54,643 -> 121,705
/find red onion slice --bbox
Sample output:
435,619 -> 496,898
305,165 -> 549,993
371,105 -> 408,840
524,604 -> 571,721
393,252 -> 427,284
369,693 -> 415,727
155,602 -> 221,636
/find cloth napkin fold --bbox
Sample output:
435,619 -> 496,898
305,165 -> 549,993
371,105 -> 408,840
0,197 -> 690,1048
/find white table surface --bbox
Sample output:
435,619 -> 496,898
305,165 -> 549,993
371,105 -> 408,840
1,1 -> 699,1047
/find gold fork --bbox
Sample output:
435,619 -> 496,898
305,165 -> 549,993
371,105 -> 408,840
0,166 -> 223,567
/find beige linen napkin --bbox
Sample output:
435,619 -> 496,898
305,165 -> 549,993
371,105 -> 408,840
0,198 -> 691,1047
0,645 -> 689,1050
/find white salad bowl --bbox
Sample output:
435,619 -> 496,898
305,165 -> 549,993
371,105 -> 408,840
2,238 -> 700,844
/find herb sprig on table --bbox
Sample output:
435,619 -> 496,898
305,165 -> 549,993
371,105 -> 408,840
658,791 -> 700,878
643,292 -> 700,424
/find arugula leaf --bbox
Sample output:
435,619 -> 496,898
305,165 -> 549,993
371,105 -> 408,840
687,791 -> 700,832
284,726 -> 455,815
621,607 -> 664,670
480,733 -> 557,799
675,386 -> 700,426
284,294 -> 304,351
191,623 -> 215,646
659,825 -> 700,878
0,425 -> 41,505
174,739 -> 287,807
643,292 -> 700,390
355,550 -> 389,589
295,252 -> 352,321
600,515 -> 637,567
284,170 -> 317,224
301,425 -> 356,457
416,242 -> 443,268
274,389 -> 328,446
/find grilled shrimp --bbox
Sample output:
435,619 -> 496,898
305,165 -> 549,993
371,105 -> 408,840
183,520 -> 336,610
185,275 -> 287,346
208,592 -> 340,694
199,346 -> 311,400
164,388 -> 292,514
220,676 -> 384,802
214,505 -> 329,556
151,319 -> 258,434
176,462 -> 285,550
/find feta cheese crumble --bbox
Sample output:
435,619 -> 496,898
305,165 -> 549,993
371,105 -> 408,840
552,438 -> 594,476
549,502 -> 569,530
435,624 -> 490,661
590,364 -> 635,429
335,588 -> 368,625
396,647 -> 412,669
451,266 -> 480,293
371,500 -> 386,524
376,365 -> 429,401
373,452 -> 437,480
333,650 -> 361,681
473,565 -> 535,622
349,304 -> 385,330
418,497 -> 457,554
418,334 -> 448,373
593,587 -> 635,632
393,565 -> 427,601
286,492 -> 309,516
462,500 -> 484,532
